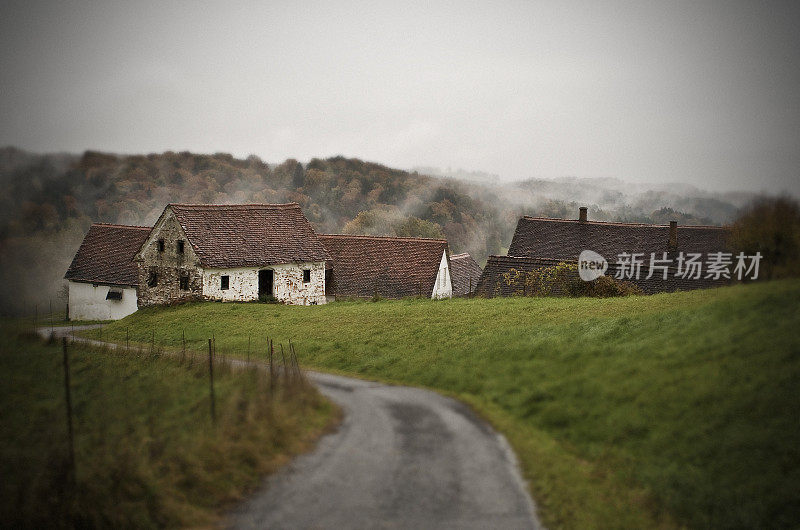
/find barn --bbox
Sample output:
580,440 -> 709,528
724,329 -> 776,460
319,234 -> 452,300
64,223 -> 151,320
477,207 -> 731,296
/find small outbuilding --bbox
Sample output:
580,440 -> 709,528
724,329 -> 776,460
64,223 -> 151,320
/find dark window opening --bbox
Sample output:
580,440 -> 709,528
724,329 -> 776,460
221,275 -> 230,290
177,240 -> 185,254
303,269 -> 311,283
179,274 -> 189,290
158,239 -> 165,252
106,289 -> 122,300
147,270 -> 158,287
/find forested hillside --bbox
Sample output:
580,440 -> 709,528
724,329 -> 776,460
0,146 -> 749,314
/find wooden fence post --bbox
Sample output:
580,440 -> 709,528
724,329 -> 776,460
280,344 -> 288,384
208,338 -> 216,424
269,339 -> 275,393
289,339 -> 301,377
61,338 -> 76,489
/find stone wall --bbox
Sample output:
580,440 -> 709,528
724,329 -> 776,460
273,262 -> 326,305
136,210 -> 204,307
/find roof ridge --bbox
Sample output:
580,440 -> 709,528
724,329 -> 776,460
520,216 -> 727,229
169,202 -> 300,209
320,233 -> 447,243
488,254 -> 704,272
450,252 -> 471,258
489,254 -> 567,260
92,222 -> 152,230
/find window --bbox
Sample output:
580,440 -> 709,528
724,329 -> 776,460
220,275 -> 229,290
106,289 -> 123,300
177,240 -> 184,254
303,269 -> 311,283
179,274 -> 189,290
147,270 -> 158,287
158,239 -> 165,252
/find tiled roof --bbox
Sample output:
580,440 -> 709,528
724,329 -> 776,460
320,234 -> 448,298
450,253 -> 482,296
65,224 -> 152,286
169,203 -> 329,268
507,216 -> 730,261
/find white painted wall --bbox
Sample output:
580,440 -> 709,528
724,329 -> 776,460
68,281 -> 138,321
272,262 -> 326,305
431,251 -> 453,299
202,261 -> 326,305
202,267 -> 257,302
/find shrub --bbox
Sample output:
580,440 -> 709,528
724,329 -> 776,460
502,262 -> 642,297
730,196 -> 800,279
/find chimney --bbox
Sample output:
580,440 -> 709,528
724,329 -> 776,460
668,221 -> 678,251
578,207 -> 588,223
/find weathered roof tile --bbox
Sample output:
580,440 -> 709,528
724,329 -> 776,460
450,253 -> 482,296
169,203 -> 329,268
508,216 -> 730,260
320,234 -> 448,298
65,224 -> 151,286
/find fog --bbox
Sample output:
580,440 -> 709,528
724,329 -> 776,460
1,1 -> 799,195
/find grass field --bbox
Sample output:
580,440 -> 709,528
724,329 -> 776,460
0,326 -> 337,528
87,280 -> 800,529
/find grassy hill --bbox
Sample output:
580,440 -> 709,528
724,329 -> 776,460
88,280 -> 800,528
0,326 -> 337,528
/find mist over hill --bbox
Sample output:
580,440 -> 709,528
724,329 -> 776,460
0,146 -> 756,314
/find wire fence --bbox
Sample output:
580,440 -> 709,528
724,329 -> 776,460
51,328 -> 312,498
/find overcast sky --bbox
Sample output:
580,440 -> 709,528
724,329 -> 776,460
1,0 -> 798,194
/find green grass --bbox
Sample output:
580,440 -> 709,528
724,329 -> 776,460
88,280 -> 800,529
0,327 -> 338,528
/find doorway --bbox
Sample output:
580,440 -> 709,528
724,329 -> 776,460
258,269 -> 274,299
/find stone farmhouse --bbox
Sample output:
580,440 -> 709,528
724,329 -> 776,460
134,203 -> 329,306
319,234 -> 452,300
477,207 -> 731,296
64,223 -> 151,320
65,202 -> 468,319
